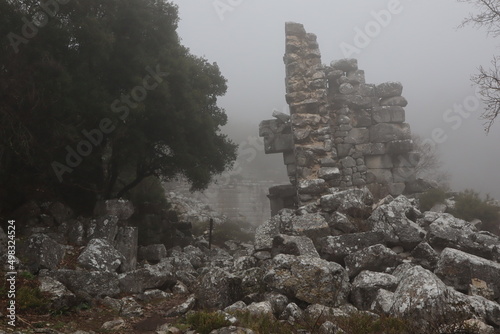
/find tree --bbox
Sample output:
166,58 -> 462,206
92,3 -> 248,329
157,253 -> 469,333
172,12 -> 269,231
411,134 -> 450,189
0,0 -> 237,212
459,0 -> 500,132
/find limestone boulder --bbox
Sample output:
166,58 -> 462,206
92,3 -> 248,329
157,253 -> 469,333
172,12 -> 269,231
196,266 -> 243,309
77,238 -> 125,272
114,226 -> 138,272
263,254 -> 350,307
410,242 -> 439,270
281,213 -> 329,241
118,259 -> 176,294
350,271 -> 398,310
24,233 -> 65,272
38,276 -> 78,311
50,269 -> 120,298
320,187 -> 373,216
344,244 -> 402,278
87,215 -> 119,242
318,231 -> 385,264
375,82 -> 403,98
271,234 -> 319,258
435,248 -> 500,302
368,195 -> 425,249
254,209 -> 293,251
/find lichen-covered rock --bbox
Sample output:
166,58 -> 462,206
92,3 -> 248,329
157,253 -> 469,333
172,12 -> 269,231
114,226 -> 138,272
118,259 -> 176,294
375,82 -> 403,98
93,198 -> 134,220
50,269 -> 120,298
77,238 -> 124,272
328,211 -> 357,234
165,294 -> 196,317
196,267 -> 243,309
318,231 -> 385,263
281,213 -> 329,241
368,196 -> 425,249
38,276 -> 78,311
263,254 -> 350,307
87,215 -> 119,242
298,179 -> 327,195
138,244 -> 167,263
279,302 -> 304,323
435,248 -> 500,302
320,187 -> 373,215
344,244 -> 402,278
246,301 -> 274,316
25,233 -> 65,272
410,242 -> 439,270
208,327 -> 255,334
272,234 -> 320,258
254,209 -> 293,251
350,271 -> 398,310
427,214 -> 500,260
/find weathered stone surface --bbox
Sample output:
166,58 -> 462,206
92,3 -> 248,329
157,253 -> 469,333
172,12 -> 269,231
355,142 -> 386,155
50,269 -> 120,298
410,242 -> 439,270
375,82 -> 403,98
331,58 -> 358,72
318,231 -> 386,264
118,259 -> 176,294
318,167 -> 341,180
370,123 -> 411,143
372,106 -> 405,123
281,213 -> 329,241
196,267 -> 243,309
255,209 -> 293,251
47,201 -> 74,224
246,301 -> 274,316
208,327 -> 255,334
365,155 -> 393,169
138,244 -> 167,263
388,264 -> 467,327
279,302 -> 304,323
38,276 -> 78,310
320,187 -> 373,215
380,96 -> 408,107
87,215 -> 119,242
272,109 -> 290,123
344,128 -> 369,144
94,199 -> 134,220
272,234 -> 320,258
427,214 -> 500,260
344,244 -> 402,278
165,294 -> 196,317
263,254 -> 350,307
328,212 -> 357,234
350,271 -> 398,310
114,226 -> 138,272
291,113 -> 321,127
368,195 -> 425,249
25,233 -> 65,272
385,139 -> 413,155
77,238 -> 124,272
263,133 -> 293,154
297,179 -> 327,194
435,248 -> 500,302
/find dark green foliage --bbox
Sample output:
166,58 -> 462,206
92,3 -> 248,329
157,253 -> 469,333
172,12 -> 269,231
450,189 -> 500,235
419,188 -> 448,212
211,219 -> 255,245
185,311 -> 231,334
0,0 -> 237,214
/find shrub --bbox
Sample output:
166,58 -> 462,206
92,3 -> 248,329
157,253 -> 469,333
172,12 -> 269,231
233,311 -> 296,334
419,188 -> 447,212
185,311 -> 231,334
210,219 -> 255,246
451,189 -> 500,235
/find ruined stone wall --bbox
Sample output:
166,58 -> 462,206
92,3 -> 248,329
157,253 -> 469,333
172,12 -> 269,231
260,22 -> 420,212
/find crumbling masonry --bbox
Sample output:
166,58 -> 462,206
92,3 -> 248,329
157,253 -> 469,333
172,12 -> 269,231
260,22 -> 421,215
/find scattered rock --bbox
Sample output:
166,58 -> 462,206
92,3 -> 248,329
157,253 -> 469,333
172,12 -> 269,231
77,238 -> 124,272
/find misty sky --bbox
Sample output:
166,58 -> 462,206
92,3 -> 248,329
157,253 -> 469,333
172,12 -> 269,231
169,0 -> 500,198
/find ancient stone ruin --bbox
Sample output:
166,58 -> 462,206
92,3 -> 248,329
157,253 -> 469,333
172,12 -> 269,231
260,22 -> 421,215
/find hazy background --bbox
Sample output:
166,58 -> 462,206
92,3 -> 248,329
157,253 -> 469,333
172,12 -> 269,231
169,0 -> 500,198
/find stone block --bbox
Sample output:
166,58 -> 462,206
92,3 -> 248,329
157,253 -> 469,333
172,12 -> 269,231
318,167 -> 341,180
375,82 -> 403,98
347,69 -> 365,84
365,155 -> 393,169
367,169 -> 393,183
392,152 -> 420,168
372,106 -> 405,123
370,123 -> 411,143
298,179 -> 327,195
380,96 -> 408,107
331,58 -> 358,72
393,167 -> 416,182
352,110 -> 372,127
386,139 -> 413,154
291,113 -> 321,126
264,133 -> 293,154
355,143 -> 387,155
344,128 -> 369,144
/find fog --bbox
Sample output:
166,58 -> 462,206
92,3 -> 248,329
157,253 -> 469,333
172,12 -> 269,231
170,0 -> 500,198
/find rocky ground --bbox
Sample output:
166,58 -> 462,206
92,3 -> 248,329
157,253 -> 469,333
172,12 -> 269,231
1,188 -> 500,334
